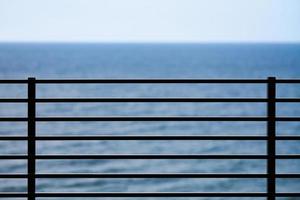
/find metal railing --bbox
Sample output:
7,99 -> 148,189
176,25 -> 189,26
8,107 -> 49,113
0,77 -> 300,200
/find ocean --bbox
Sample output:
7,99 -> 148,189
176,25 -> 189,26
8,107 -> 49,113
0,43 -> 299,200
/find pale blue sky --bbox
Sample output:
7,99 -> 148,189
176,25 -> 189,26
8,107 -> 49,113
0,0 -> 299,42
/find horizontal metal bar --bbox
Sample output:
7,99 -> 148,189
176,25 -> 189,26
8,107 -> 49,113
35,79 -> 268,84
35,116 -> 267,122
2,135 -> 300,141
276,174 -> 300,178
1,173 -> 300,179
36,98 -> 268,103
1,154 -> 299,160
0,79 -> 299,84
0,80 -> 27,84
0,99 -> 27,103
0,155 -> 27,159
0,117 -> 27,122
35,154 -> 270,159
276,117 -> 300,121
276,98 -> 300,102
277,154 -> 300,159
0,192 -> 300,198
1,116 -> 299,122
0,98 -> 298,103
34,135 -> 268,140
0,193 -> 27,198
32,192 -> 300,197
35,154 -> 300,159
0,174 -> 27,178
0,136 -> 28,140
276,193 -> 300,197
0,173 -> 265,179
36,192 -> 271,197
36,173 -> 268,178
276,79 -> 300,84
276,135 -> 300,140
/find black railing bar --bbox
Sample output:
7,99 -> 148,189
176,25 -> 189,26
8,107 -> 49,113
0,193 -> 27,198
0,116 -> 266,122
1,154 -> 299,160
38,173 -> 300,179
34,135 -> 300,140
36,79 -> 300,84
0,116 -> 298,122
0,155 -> 27,159
0,79 -> 299,84
2,135 -> 300,141
277,154 -> 300,159
35,79 -> 269,84
0,173 -> 267,178
276,79 -> 300,84
277,193 -> 300,197
0,136 -> 28,140
1,98 -> 299,103
0,116 -> 293,122
34,135 -> 268,140
276,174 -> 300,178
267,77 -> 276,200
0,192 -> 299,198
27,77 -> 36,199
2,173 -> 300,179
0,98 -> 299,103
0,174 -> 27,178
0,99 -> 27,103
35,98 -> 268,103
0,117 -> 27,122
2,116 -> 298,122
0,80 -> 27,84
35,192 -> 269,197
276,98 -> 300,102
35,154 -> 268,159
276,135 -> 300,140
42,135 -> 300,140
276,117 -> 300,121
35,173 -> 268,178
24,173 -> 300,178
35,116 -> 267,122
0,115 -> 298,123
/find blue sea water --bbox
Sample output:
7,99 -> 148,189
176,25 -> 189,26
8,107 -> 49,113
0,43 -> 300,200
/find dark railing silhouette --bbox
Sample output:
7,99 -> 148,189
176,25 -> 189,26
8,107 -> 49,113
0,77 -> 300,200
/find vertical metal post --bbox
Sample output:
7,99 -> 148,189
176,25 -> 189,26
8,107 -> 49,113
267,77 -> 276,200
28,77 -> 36,200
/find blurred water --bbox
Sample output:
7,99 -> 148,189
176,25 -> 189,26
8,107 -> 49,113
0,43 -> 299,200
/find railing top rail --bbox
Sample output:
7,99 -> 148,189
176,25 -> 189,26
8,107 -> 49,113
1,78 -> 300,84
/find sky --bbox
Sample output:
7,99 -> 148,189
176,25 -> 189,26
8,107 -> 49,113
0,0 -> 300,43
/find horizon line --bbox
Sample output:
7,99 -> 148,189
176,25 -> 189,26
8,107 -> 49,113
0,40 -> 300,45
